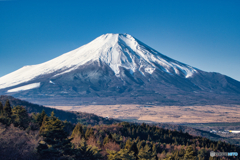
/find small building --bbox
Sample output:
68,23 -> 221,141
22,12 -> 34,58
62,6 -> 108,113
210,130 -> 217,133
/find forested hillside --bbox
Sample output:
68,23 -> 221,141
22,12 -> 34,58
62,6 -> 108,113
1,95 -> 238,146
0,100 -> 239,160
0,95 -> 120,125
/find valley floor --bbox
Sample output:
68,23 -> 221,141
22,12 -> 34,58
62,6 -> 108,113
47,104 -> 240,123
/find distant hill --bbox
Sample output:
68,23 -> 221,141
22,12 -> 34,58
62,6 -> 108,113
0,95 -> 120,125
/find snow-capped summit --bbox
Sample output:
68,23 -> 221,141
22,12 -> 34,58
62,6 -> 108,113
0,33 -> 239,106
0,33 -> 197,90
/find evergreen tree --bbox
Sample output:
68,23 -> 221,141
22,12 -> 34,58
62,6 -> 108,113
73,138 -> 102,160
184,145 -> 196,160
103,135 -> 110,145
164,154 -> 175,160
0,100 -> 12,126
71,123 -> 85,138
197,148 -> 208,160
137,140 -> 145,151
63,120 -> 74,135
37,110 -> 47,126
137,143 -> 157,160
37,111 -> 73,159
151,143 -> 157,160
33,110 -> 47,127
103,133 -> 114,145
130,142 -> 139,157
39,114 -> 48,134
85,128 -> 94,139
0,102 -> 3,114
124,140 -> 138,158
11,106 -> 30,129
178,146 -> 185,158
107,149 -> 135,160
3,100 -> 11,118
125,139 -> 132,150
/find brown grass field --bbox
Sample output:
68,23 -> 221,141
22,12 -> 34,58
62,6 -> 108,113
47,105 -> 240,123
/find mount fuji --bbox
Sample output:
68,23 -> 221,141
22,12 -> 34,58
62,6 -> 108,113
0,33 -> 240,105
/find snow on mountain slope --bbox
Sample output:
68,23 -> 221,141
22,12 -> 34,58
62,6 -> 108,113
0,33 -> 197,90
7,82 -> 40,93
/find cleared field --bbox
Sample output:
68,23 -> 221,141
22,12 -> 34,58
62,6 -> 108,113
47,105 -> 240,123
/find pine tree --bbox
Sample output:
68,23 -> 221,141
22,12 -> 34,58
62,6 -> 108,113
151,143 -> 157,160
39,114 -> 48,134
164,154 -> 175,160
0,100 -> 12,126
137,140 -> 145,151
124,139 -> 139,158
103,135 -> 110,145
71,123 -> 84,138
37,111 -> 73,159
0,102 -> 3,114
178,146 -> 185,158
184,145 -> 196,160
33,110 -> 47,127
85,128 -> 94,139
125,139 -> 132,150
147,134 -> 152,141
197,148 -> 208,160
73,138 -> 102,160
11,106 -> 30,129
130,142 -> 139,159
3,100 -> 11,118
137,143 -> 156,160
37,110 -> 47,126
107,149 -> 135,160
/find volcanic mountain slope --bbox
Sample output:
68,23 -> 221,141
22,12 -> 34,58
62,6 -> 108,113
0,33 -> 240,105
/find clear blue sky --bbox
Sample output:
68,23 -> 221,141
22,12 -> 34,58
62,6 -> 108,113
1,0 -> 240,81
